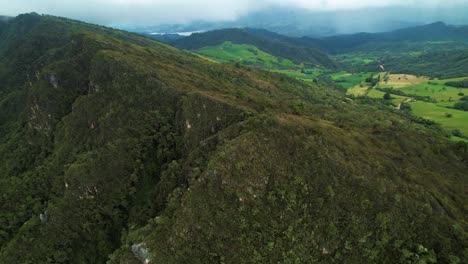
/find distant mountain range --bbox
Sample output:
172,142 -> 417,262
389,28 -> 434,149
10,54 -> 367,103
144,33 -> 184,43
306,22 -> 468,53
165,21 -> 468,58
162,21 -> 468,78
121,6 -> 468,37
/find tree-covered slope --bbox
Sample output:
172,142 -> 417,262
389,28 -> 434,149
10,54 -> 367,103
172,28 -> 337,69
381,49 -> 468,79
306,22 -> 468,54
346,49 -> 468,79
142,33 -> 184,43
0,14 -> 467,263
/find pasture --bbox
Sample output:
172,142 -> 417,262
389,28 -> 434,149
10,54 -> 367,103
347,84 -> 370,96
411,101 -> 468,136
379,74 -> 429,88
387,76 -> 468,107
197,41 -> 299,69
367,89 -> 407,105
332,71 -> 374,89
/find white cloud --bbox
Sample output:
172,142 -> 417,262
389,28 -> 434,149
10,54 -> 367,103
264,0 -> 467,10
1,0 -> 467,25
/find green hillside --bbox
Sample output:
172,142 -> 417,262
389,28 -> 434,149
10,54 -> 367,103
196,41 -> 300,69
192,41 -> 333,83
172,28 -> 337,69
0,14 -> 467,264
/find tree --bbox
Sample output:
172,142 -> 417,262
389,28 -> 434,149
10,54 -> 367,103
383,92 -> 392,100
452,129 -> 463,138
400,103 -> 412,111
454,101 -> 468,111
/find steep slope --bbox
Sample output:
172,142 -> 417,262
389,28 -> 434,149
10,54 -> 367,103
195,41 -> 303,69
172,28 -> 337,69
142,33 -> 184,43
0,14 -> 467,264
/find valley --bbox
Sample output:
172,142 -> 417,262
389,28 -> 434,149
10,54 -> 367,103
178,28 -> 468,142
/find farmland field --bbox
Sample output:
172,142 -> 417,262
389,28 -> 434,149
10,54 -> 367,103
332,71 -> 374,89
347,84 -> 370,96
411,101 -> 468,136
397,77 -> 468,106
344,70 -> 468,140
367,89 -> 407,105
379,74 -> 429,88
194,42 -> 468,140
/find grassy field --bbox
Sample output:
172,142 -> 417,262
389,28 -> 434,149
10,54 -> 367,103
197,41 -> 300,69
411,101 -> 468,136
367,89 -> 407,105
196,41 -> 334,82
452,136 -> 468,142
195,43 -> 376,89
345,72 -> 468,139
347,84 -> 370,96
384,76 -> 468,107
333,53 -> 376,65
380,74 -> 429,88
332,71 -> 374,89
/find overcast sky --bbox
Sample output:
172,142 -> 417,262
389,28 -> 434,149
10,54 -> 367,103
1,0 -> 467,25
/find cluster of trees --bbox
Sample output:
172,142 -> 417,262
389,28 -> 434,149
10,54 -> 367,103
365,74 -> 381,87
454,101 -> 468,111
446,79 -> 468,88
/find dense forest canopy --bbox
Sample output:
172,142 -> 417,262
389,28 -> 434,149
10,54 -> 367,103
0,13 -> 466,263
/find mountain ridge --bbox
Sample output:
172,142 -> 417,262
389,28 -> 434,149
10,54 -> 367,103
172,28 -> 337,69
119,6 -> 468,37
170,22 -> 468,58
305,21 -> 468,53
0,13 -> 466,263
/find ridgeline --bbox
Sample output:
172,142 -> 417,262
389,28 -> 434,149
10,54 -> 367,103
0,13 -> 466,263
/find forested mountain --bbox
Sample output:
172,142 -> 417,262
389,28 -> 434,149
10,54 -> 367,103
377,50 -> 468,79
142,33 -> 184,43
172,22 -> 468,55
122,6 -> 468,37
306,22 -> 468,54
172,28 -> 337,69
0,13 -> 467,264
337,48 -> 468,79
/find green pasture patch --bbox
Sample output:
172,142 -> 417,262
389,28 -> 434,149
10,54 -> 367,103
411,101 -> 468,136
